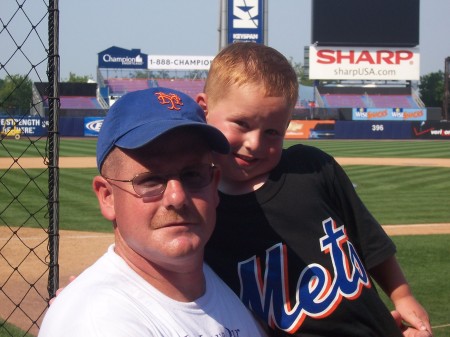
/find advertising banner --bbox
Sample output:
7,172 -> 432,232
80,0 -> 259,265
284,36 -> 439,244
285,120 -> 335,139
98,47 -> 148,69
147,55 -> 214,70
0,117 -> 48,137
412,121 -> 450,139
334,121 -> 412,139
309,46 -> 420,80
227,0 -> 264,44
84,117 -> 104,137
352,108 -> 427,121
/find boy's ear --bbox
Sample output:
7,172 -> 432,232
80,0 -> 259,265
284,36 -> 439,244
196,93 -> 208,116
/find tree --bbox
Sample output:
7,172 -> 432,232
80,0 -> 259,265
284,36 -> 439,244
67,72 -> 90,83
288,58 -> 313,86
419,71 -> 444,107
131,70 -> 156,79
0,74 -> 33,115
155,70 -> 170,79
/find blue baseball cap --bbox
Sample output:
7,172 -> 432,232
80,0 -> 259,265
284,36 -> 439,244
96,87 -> 229,171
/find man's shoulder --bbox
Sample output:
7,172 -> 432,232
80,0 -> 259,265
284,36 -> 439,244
46,251 -> 135,313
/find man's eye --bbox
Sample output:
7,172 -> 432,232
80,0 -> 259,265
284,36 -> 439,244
136,175 -> 164,187
182,169 -> 203,181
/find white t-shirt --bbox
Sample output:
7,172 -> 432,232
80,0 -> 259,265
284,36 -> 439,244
38,245 -> 267,337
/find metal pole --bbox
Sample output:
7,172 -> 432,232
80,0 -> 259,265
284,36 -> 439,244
219,0 -> 228,51
263,0 -> 268,45
444,57 -> 449,121
47,0 -> 60,300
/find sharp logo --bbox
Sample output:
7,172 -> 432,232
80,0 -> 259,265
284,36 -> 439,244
86,120 -> 103,132
233,0 -> 259,29
316,49 -> 414,65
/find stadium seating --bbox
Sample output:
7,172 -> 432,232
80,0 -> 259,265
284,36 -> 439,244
41,96 -> 103,109
104,78 -> 207,100
369,95 -> 419,108
155,79 -> 205,99
105,78 -> 151,95
318,86 -> 422,109
322,94 -> 366,108
59,96 -> 103,109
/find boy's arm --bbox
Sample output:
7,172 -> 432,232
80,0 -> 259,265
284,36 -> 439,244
369,256 -> 432,337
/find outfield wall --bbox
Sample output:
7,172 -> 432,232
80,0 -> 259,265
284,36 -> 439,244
2,117 -> 450,140
280,120 -> 450,140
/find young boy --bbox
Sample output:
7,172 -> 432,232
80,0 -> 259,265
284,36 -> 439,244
197,42 -> 432,337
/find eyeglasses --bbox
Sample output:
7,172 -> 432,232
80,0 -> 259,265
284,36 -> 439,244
103,163 -> 217,198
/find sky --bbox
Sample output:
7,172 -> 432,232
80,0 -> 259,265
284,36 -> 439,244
2,0 -> 450,81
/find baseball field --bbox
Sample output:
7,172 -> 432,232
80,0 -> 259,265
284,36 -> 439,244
0,138 -> 449,337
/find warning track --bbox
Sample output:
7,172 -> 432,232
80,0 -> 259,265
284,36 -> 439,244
2,156 -> 450,169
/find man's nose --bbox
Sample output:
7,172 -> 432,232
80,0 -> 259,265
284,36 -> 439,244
162,178 -> 188,209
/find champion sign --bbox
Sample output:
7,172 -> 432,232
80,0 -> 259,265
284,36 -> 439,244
102,54 -> 144,66
98,47 -> 148,69
310,46 -> 420,81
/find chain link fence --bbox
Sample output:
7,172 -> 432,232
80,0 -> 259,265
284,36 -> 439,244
0,0 -> 59,336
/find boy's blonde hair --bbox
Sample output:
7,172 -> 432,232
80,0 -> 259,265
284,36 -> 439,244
204,42 -> 299,109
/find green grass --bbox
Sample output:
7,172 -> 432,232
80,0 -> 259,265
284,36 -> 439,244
344,165 -> 450,224
1,138 -> 449,227
1,139 -> 449,230
1,166 -> 449,231
2,138 -> 450,159
1,138 -> 449,336
0,168 -> 111,232
376,235 -> 450,337
285,139 -> 450,158
0,319 -> 34,337
58,168 -> 110,231
0,137 -> 97,158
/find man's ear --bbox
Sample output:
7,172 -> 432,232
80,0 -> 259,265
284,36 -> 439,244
196,93 -> 208,116
92,175 -> 116,221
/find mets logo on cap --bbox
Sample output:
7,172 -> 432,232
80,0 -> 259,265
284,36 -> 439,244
155,91 -> 184,110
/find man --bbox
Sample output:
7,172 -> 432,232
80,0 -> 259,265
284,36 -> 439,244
38,87 -> 267,336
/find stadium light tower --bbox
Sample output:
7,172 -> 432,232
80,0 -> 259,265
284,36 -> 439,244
444,56 -> 450,121
218,0 -> 227,51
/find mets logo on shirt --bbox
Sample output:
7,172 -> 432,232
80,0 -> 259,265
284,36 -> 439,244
238,217 -> 371,333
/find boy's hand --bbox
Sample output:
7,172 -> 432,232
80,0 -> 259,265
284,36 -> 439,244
370,257 -> 432,337
391,305 -> 432,337
49,275 -> 77,305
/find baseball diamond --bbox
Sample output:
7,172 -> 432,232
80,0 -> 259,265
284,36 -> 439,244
0,155 -> 449,336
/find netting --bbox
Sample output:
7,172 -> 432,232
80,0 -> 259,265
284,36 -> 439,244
0,0 -> 59,336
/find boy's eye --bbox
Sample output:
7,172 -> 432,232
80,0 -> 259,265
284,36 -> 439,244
234,120 -> 249,129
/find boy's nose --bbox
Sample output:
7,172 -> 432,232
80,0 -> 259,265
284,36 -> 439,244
244,130 -> 262,151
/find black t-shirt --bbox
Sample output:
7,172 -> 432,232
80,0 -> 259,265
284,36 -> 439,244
205,144 -> 402,337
